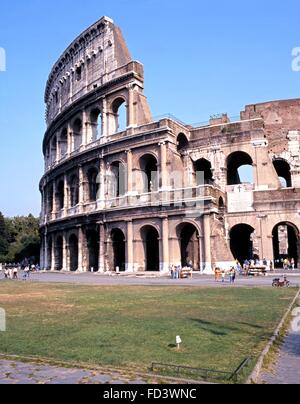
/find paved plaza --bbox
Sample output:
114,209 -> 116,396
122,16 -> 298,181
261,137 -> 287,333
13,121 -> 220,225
0,359 -> 161,385
261,326 -> 300,384
1,270 -> 299,288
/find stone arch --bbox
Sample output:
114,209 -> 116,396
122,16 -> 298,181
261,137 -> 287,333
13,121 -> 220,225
194,158 -> 214,185
176,222 -> 200,270
227,151 -> 254,185
69,234 -> 78,272
229,223 -> 255,264
111,97 -> 127,133
273,158 -> 292,188
109,161 -> 126,198
111,228 -> 126,271
86,229 -> 99,272
59,128 -> 68,159
140,225 -> 160,271
177,133 -> 189,152
87,167 -> 99,202
90,108 -> 102,140
56,180 -> 64,211
54,235 -> 63,271
72,117 -> 83,150
69,174 -> 79,207
139,154 -> 158,193
272,222 -> 300,268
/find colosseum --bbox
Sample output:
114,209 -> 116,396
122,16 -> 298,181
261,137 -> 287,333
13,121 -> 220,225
40,16 -> 300,274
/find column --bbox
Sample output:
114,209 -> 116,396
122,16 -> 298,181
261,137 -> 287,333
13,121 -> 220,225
126,150 -> 134,196
98,222 -> 105,273
43,232 -> 48,270
126,220 -> 134,272
51,236 -> 55,271
63,174 -> 68,216
162,217 -> 170,272
62,232 -> 68,271
98,158 -> 106,209
52,181 -> 57,219
127,85 -> 135,127
203,214 -> 212,273
159,142 -> 169,191
77,227 -> 84,272
67,123 -> 73,155
82,110 -> 88,147
78,165 -> 84,213
101,97 -> 108,139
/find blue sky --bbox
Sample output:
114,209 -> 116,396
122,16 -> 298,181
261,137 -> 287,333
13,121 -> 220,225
0,0 -> 300,216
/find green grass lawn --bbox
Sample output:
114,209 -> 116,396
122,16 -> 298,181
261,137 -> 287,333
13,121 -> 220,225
0,282 -> 296,381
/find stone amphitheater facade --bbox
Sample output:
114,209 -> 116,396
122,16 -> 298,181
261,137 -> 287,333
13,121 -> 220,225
40,16 -> 300,273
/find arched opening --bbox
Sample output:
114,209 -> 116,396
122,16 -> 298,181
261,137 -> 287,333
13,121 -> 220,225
140,154 -> 158,193
86,229 -> 99,272
177,133 -> 189,152
110,162 -> 126,198
141,226 -> 160,271
227,152 -> 254,185
177,223 -> 200,270
230,224 -> 255,264
56,180 -> 64,211
111,229 -> 126,271
72,118 -> 82,151
194,159 -> 213,185
54,236 -> 63,271
87,168 -> 99,202
90,108 -> 102,140
51,136 -> 57,164
272,223 -> 300,268
59,128 -> 68,159
218,197 -> 226,215
112,98 -> 127,133
273,159 -> 292,188
69,234 -> 78,272
70,175 -> 79,207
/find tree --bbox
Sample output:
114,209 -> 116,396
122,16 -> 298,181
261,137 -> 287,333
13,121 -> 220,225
0,214 -> 40,264
0,212 -> 8,260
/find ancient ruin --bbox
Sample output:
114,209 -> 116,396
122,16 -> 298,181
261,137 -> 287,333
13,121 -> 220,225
40,16 -> 300,273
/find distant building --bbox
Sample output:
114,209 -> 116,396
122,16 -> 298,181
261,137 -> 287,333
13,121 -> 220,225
40,16 -> 300,273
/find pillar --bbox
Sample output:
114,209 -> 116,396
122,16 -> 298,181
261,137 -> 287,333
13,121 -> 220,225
203,214 -> 212,273
82,110 -> 88,147
64,174 -> 68,216
159,142 -> 169,191
98,222 -> 105,273
67,122 -> 73,155
127,85 -> 135,127
78,165 -> 84,213
43,232 -> 48,270
161,217 -> 170,272
50,236 -> 55,271
62,232 -> 68,271
52,181 -> 57,218
101,97 -> 108,139
126,220 -> 134,272
77,227 -> 85,272
126,150 -> 134,196
98,158 -> 106,209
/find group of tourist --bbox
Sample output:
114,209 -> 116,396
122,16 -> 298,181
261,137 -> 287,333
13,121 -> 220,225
0,263 -> 40,280
214,267 -> 237,284
282,258 -> 296,271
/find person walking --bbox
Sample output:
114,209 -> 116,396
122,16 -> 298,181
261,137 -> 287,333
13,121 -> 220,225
222,270 -> 226,283
13,266 -> 18,280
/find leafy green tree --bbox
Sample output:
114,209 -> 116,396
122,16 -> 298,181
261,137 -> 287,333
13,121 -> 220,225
0,212 -> 9,260
0,214 -> 40,264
